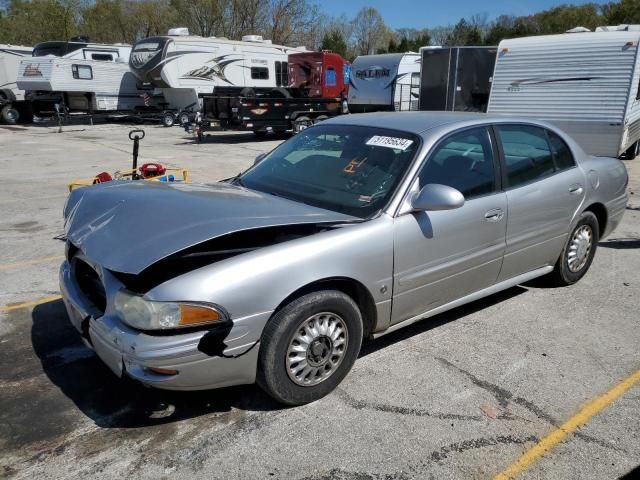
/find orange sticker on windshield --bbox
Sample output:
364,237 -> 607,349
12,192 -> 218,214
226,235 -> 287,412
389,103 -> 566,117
344,157 -> 366,174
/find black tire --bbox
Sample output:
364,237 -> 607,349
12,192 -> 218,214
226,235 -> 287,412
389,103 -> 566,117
293,116 -> 311,133
547,211 -> 599,286
1,105 -> 19,124
257,290 -> 363,406
161,112 -> 175,127
178,112 -> 190,125
314,115 -> 329,124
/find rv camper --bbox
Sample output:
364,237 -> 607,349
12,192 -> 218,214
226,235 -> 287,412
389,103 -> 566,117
487,26 -> 640,158
17,38 -> 151,116
0,45 -> 33,124
419,46 -> 497,112
129,29 -> 307,110
347,53 -> 421,113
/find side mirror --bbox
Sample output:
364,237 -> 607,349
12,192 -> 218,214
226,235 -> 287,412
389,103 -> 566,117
411,184 -> 465,211
254,152 -> 268,165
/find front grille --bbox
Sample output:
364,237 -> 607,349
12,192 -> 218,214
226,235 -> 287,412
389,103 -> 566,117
74,259 -> 106,315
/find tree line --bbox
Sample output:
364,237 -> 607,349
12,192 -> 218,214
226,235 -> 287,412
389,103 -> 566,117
0,0 -> 639,60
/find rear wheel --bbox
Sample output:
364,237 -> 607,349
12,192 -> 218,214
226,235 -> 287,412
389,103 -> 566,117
161,112 -> 175,127
314,115 -> 329,124
547,211 -> 599,286
1,105 -> 19,124
257,290 -> 363,405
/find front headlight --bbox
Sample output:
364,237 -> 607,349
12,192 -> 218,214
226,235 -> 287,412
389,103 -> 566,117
114,290 -> 226,330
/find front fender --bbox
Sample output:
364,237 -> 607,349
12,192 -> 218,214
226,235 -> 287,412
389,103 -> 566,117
146,215 -> 395,335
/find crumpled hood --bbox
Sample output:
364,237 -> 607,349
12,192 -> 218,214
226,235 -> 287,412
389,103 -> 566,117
64,181 -> 357,274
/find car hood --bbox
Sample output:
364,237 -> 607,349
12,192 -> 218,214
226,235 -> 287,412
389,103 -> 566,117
64,181 -> 358,274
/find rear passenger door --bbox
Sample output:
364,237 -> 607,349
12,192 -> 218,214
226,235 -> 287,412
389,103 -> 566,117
495,124 -> 585,281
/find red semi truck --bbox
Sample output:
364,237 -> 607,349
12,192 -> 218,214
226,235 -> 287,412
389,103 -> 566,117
192,51 -> 350,140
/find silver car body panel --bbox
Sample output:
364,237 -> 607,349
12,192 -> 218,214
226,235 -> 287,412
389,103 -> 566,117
64,180 -> 358,274
59,111 -> 629,391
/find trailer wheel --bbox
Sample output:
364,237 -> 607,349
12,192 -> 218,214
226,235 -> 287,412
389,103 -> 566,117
178,112 -> 190,125
1,105 -> 19,125
293,116 -> 312,133
161,112 -> 175,128
314,115 -> 329,124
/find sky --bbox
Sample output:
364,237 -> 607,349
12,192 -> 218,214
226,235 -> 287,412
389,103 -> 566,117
320,0 -> 613,29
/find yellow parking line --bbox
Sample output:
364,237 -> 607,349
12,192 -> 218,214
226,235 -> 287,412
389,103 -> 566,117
0,295 -> 62,313
494,368 -> 640,480
0,255 -> 64,271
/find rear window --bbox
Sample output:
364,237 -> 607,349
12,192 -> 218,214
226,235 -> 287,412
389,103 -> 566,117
548,131 -> 575,171
496,125 -> 555,188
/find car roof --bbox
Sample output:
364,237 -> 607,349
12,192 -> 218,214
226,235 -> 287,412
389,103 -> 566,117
324,111 -> 535,136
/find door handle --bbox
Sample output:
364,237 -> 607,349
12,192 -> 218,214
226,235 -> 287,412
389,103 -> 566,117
484,209 -> 504,222
569,185 -> 584,195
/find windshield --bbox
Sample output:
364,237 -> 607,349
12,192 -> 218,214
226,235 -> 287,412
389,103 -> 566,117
239,125 -> 420,218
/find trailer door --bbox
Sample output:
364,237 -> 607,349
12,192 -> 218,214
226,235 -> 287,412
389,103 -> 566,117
453,48 -> 496,112
419,49 -> 451,111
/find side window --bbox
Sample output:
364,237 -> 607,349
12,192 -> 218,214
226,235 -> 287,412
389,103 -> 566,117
325,67 -> 336,87
419,127 -> 497,199
72,64 -> 93,80
282,62 -> 288,86
251,67 -> 269,80
496,125 -> 555,188
91,53 -> 114,61
275,61 -> 282,86
547,130 -> 575,171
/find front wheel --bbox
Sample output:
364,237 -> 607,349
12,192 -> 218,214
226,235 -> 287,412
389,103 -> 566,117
547,211 -> 599,286
257,290 -> 363,405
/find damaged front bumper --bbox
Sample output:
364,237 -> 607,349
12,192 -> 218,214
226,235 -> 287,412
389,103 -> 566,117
59,260 -> 267,391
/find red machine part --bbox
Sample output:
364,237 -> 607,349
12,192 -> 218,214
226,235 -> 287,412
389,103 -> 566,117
92,172 -> 113,184
140,162 -> 167,178
288,52 -> 350,98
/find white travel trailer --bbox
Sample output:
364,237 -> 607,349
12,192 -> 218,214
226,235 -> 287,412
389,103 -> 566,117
488,25 -> 640,158
129,29 -> 307,110
17,39 -> 150,115
347,53 -> 421,113
0,44 -> 33,123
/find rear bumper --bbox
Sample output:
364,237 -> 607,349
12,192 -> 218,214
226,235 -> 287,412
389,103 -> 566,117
603,192 -> 628,239
59,260 -> 265,391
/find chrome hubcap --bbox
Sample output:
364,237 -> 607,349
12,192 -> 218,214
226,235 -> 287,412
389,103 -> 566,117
286,312 -> 348,386
567,225 -> 593,272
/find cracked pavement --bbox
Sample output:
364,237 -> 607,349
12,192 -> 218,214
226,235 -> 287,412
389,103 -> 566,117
1,123 -> 639,479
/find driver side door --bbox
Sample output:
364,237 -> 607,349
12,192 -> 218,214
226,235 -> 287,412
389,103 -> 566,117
391,126 -> 507,324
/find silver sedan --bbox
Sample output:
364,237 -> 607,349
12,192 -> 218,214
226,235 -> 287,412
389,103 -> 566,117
59,112 -> 628,405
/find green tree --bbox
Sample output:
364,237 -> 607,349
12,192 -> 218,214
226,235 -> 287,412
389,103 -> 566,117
603,0 -> 640,24
445,18 -> 482,46
533,4 -> 601,33
320,29 -> 348,58
0,0 -> 80,44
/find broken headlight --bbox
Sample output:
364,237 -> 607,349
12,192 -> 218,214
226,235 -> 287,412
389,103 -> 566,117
114,290 -> 226,330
